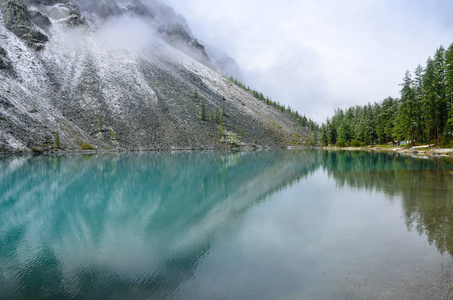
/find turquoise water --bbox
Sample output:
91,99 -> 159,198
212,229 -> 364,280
1,150 -> 453,299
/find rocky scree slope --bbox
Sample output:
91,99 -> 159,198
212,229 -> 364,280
0,0 -> 311,152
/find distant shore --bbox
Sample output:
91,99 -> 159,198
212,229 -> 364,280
322,145 -> 453,159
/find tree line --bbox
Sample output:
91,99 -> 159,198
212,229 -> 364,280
228,76 -> 319,131
320,44 -> 453,148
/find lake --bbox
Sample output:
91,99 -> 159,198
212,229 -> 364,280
1,150 -> 453,299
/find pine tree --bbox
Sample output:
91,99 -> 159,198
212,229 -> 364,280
422,57 -> 436,146
373,103 -> 385,145
382,97 -> 397,145
219,121 -> 225,138
433,46 -> 446,143
399,71 -> 415,145
98,116 -> 103,132
356,106 -> 369,144
394,98 -> 408,143
414,64 -> 424,141
200,99 -> 206,121
54,131 -> 60,149
366,103 -> 376,147
320,43 -> 453,147
445,43 -> 453,135
320,124 -> 328,146
326,118 -> 337,145
336,120 -> 349,147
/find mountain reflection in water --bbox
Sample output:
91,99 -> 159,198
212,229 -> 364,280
0,150 -> 453,299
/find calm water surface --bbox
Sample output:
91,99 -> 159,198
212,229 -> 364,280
1,150 -> 453,299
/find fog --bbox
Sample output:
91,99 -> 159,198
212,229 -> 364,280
48,0 -> 170,57
93,16 -> 158,52
161,0 -> 453,123
27,0 -> 453,124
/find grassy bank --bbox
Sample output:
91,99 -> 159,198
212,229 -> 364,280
323,144 -> 453,159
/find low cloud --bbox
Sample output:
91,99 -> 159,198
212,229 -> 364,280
94,16 -> 158,52
162,0 -> 453,123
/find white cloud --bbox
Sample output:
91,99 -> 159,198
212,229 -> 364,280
162,0 -> 453,123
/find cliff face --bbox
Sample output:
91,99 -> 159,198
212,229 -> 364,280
0,0 -> 310,152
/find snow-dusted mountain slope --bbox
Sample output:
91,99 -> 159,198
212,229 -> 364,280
0,0 -> 310,152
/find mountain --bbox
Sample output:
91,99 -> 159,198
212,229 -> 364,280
0,0 -> 311,152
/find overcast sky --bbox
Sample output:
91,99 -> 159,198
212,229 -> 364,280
162,0 -> 453,123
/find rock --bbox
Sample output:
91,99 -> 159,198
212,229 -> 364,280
0,47 -> 11,69
121,0 -> 153,17
0,0 -> 48,50
75,0 -> 121,19
29,10 -> 51,30
61,4 -> 84,27
158,23 -> 214,69
0,47 -> 6,69
413,150 -> 418,155
24,0 -> 62,5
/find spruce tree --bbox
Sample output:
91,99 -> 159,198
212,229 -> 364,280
414,65 -> 424,141
433,46 -> 446,143
219,121 -> 225,138
399,71 -> 415,145
320,43 -> 453,147
320,124 -> 328,146
382,97 -> 397,145
423,57 -> 437,146
366,103 -> 376,147
445,43 -> 453,134
54,131 -> 60,149
201,99 -> 206,121
336,121 -> 349,147
373,103 -> 385,145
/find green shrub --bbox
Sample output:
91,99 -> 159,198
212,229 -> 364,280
31,146 -> 43,153
219,121 -> 225,138
98,116 -> 103,132
54,131 -> 60,149
81,142 -> 95,150
350,140 -> 363,147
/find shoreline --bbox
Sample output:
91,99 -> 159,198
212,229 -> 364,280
322,145 -> 453,159
0,145 -> 288,156
1,145 -> 453,158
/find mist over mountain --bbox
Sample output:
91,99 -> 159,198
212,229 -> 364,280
0,0 -> 310,152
